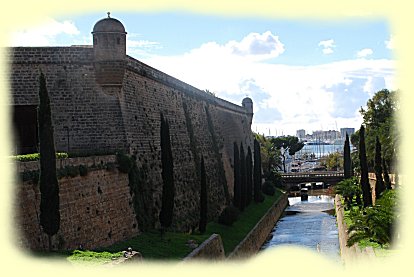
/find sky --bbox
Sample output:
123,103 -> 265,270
8,11 -> 396,137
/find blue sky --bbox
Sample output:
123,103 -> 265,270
9,11 -> 396,136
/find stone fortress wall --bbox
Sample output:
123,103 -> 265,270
9,15 -> 254,249
15,155 -> 139,250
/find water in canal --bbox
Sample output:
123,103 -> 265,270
261,193 -> 340,261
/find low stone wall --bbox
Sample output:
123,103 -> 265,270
334,194 -> 375,264
183,234 -> 225,261
227,193 -> 289,259
14,156 -> 139,251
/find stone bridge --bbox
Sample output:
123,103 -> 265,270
281,171 -> 345,189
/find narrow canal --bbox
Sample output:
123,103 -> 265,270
261,192 -> 340,261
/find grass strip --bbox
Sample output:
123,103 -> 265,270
206,189 -> 283,255
63,188 -> 283,262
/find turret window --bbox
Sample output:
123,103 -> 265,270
117,37 -> 120,44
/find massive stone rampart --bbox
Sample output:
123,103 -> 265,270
10,49 -> 252,238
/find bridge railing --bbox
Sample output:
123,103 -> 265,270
281,171 -> 344,179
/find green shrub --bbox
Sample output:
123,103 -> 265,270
78,165 -> 88,176
67,250 -> 123,265
335,177 -> 362,209
12,152 -> 68,162
347,189 -> 397,247
116,153 -> 133,173
265,170 -> 283,188
105,162 -> 116,171
218,205 -> 239,226
262,181 -> 275,196
256,193 -> 265,203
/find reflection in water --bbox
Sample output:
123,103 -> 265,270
261,195 -> 340,261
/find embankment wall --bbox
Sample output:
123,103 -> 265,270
228,193 -> 289,259
334,194 -> 375,264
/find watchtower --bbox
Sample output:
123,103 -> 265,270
242,97 -> 254,126
92,13 -> 127,86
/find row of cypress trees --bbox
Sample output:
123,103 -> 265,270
233,139 -> 263,211
359,125 -> 372,207
38,72 -> 60,251
35,72 -> 261,241
357,125 -> 392,207
159,113 -> 210,234
159,114 -> 175,234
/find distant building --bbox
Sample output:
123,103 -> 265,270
296,129 -> 306,139
340,128 -> 355,139
311,130 -> 339,141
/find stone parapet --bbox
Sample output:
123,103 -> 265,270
125,56 -> 248,116
183,234 -> 225,261
8,46 -> 93,64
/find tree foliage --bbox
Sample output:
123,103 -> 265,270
359,89 -> 398,171
321,152 -> 343,171
159,113 -> 175,232
246,146 -> 253,206
254,133 -> 281,176
343,133 -> 352,178
335,177 -> 361,210
359,125 -> 372,207
233,142 -> 241,209
253,139 -> 264,203
383,157 -> 392,190
239,143 -> 247,211
347,190 -> 397,247
270,136 -> 304,173
374,136 -> 385,200
38,72 -> 60,250
199,157 -> 207,234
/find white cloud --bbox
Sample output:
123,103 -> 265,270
357,48 -> 373,58
318,39 -> 336,55
142,35 -> 395,135
127,37 -> 162,58
10,18 -> 80,46
385,35 -> 395,49
322,48 -> 334,55
141,31 -> 284,63
128,40 -> 161,48
227,31 -> 285,60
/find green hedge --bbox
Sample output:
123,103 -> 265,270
12,152 -> 68,162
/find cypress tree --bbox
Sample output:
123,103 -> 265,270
359,125 -> 372,207
159,114 -> 175,233
38,72 -> 60,251
374,136 -> 385,199
199,157 -> 207,233
233,142 -> 241,209
240,143 -> 246,211
253,139 -> 263,202
383,156 -> 392,190
246,146 -> 253,206
343,133 -> 352,179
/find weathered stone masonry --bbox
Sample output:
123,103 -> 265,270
10,15 -> 254,248
15,155 -> 138,250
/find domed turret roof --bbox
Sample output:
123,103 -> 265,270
92,14 -> 126,34
242,97 -> 253,104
